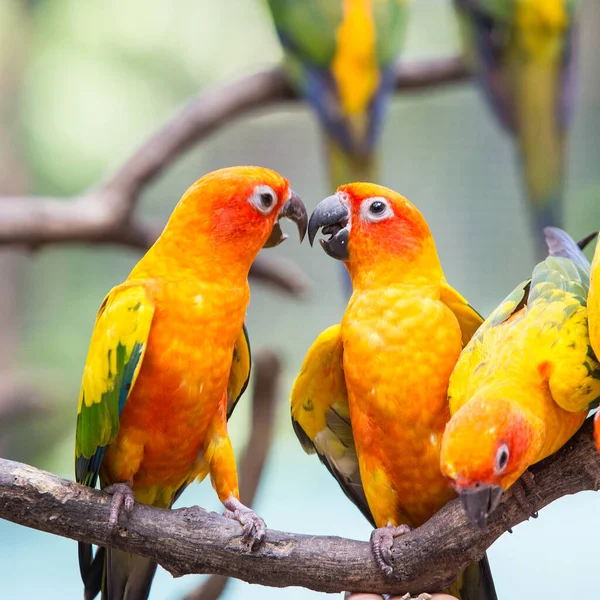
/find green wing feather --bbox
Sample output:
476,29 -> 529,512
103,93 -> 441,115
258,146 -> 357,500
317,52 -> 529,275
227,324 -> 251,419
75,284 -> 154,488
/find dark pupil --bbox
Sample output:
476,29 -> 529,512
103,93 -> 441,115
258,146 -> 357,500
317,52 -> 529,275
260,192 -> 274,208
498,450 -> 508,468
370,201 -> 385,214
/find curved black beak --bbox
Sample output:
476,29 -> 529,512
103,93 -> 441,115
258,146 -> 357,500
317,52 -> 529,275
308,194 -> 350,261
458,484 -> 504,533
264,190 -> 308,248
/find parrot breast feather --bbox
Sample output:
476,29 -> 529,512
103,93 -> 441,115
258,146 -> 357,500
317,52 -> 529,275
75,284 -> 154,488
290,324 -> 374,526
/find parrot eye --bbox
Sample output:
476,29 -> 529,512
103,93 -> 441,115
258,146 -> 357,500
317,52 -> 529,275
494,443 -> 510,474
249,185 -> 278,215
360,197 -> 394,223
370,201 -> 385,214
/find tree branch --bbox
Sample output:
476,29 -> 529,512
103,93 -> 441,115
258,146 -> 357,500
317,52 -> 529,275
184,349 -> 280,600
0,56 -> 467,296
1,419 -> 598,596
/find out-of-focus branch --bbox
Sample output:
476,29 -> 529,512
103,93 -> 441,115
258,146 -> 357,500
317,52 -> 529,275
0,56 -> 468,295
184,349 -> 281,600
1,419 -> 598,595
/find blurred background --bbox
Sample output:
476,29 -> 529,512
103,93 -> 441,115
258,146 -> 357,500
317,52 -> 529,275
1,0 -> 599,598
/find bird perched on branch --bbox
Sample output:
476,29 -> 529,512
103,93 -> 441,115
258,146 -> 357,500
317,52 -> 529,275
292,182 -> 496,599
454,0 -> 579,259
265,0 -> 410,294
74,166 -> 307,600
441,227 -> 600,531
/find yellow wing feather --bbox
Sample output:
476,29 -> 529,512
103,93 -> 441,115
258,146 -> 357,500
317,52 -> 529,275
291,324 -> 374,525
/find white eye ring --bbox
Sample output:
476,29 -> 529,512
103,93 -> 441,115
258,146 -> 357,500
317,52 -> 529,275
360,196 -> 393,223
249,185 -> 277,215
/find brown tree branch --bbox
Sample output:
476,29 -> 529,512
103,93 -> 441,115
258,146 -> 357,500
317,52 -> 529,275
1,418 -> 598,596
183,349 -> 280,600
0,56 -> 467,296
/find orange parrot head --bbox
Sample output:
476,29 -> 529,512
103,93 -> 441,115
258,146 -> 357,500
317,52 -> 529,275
307,182 -> 441,288
440,391 -> 544,531
161,166 -> 307,271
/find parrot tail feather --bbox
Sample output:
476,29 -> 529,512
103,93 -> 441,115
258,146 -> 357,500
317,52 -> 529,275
544,226 -> 590,269
103,548 -> 157,600
79,543 -> 105,600
447,554 -> 498,600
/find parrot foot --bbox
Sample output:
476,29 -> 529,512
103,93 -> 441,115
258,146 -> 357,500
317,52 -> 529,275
512,471 -> 540,520
103,481 -> 135,532
223,496 -> 266,551
370,523 -> 412,577
400,594 -> 433,600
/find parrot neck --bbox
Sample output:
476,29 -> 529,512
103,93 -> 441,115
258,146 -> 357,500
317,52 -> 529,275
134,226 -> 255,286
348,236 -> 443,292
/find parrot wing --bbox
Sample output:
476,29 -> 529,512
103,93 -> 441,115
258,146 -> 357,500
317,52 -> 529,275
75,284 -> 154,488
448,278 -> 531,414
451,227 -> 600,415
226,324 -> 251,419
266,0 -> 342,71
528,228 -> 600,412
291,324 -> 375,526
440,280 -> 484,346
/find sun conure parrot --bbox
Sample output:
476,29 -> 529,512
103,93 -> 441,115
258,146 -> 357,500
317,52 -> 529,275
74,166 -> 307,600
440,227 -> 600,531
265,0 -> 410,294
453,0 -> 579,259
586,233 -> 600,452
292,182 -> 497,599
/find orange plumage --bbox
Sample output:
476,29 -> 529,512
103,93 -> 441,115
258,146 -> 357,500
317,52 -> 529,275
294,183 -> 495,598
338,183 -> 459,528
75,166 -> 307,600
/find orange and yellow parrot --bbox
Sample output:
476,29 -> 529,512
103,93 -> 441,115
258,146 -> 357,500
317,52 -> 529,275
586,234 -> 600,452
292,183 -> 496,599
75,166 -> 307,600
454,0 -> 579,259
440,227 -> 600,530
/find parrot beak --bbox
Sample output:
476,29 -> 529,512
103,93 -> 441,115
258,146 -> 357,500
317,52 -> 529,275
457,484 -> 504,533
263,190 -> 308,248
308,193 -> 350,261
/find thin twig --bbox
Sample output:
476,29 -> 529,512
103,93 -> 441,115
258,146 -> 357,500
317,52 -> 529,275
0,419 -> 597,596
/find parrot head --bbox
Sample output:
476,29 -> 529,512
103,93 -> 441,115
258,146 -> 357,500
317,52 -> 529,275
161,166 -> 307,271
307,182 -> 441,288
440,391 -> 544,532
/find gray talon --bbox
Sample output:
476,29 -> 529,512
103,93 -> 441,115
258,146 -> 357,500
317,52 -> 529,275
103,481 -> 135,533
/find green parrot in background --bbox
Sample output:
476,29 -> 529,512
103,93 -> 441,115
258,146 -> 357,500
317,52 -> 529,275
454,0 -> 579,259
265,0 -> 411,294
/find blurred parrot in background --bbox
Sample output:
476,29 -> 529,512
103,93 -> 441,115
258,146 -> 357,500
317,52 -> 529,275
292,182 -> 497,599
75,166 -> 307,600
587,234 -> 600,452
265,0 -> 410,294
440,227 -> 600,531
454,0 -> 579,259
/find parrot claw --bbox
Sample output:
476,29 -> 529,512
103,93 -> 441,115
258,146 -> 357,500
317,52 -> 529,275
103,481 -> 135,532
223,496 -> 266,551
370,523 -> 412,577
512,470 -> 540,521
